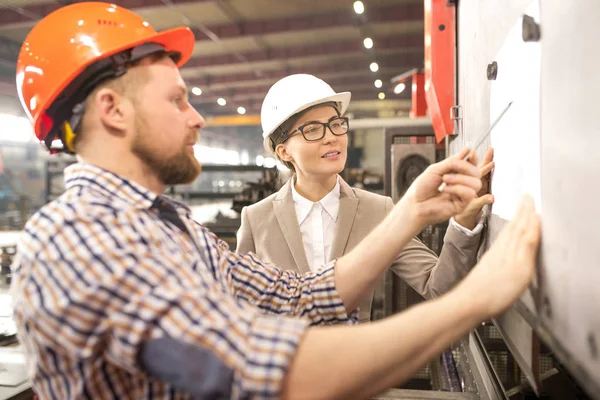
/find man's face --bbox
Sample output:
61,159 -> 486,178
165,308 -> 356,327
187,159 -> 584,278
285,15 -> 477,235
130,57 -> 205,186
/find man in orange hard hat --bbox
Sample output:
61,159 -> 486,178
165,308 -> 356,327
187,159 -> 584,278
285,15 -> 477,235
10,3 -> 541,399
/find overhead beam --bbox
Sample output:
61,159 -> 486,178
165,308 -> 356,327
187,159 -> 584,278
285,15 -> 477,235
0,76 -> 402,102
197,99 -> 413,117
0,2 -> 423,40
192,88 -> 402,109
0,33 -> 422,90
205,114 -> 261,127
184,34 -> 423,69
0,71 -> 402,100
0,67 -> 409,103
187,67 -> 402,93
194,89 -> 408,114
186,3 -> 423,42
191,74 -> 399,101
186,53 -> 424,88
0,37 -> 21,66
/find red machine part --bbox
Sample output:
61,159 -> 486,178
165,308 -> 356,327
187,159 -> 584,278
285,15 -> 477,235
410,72 -> 427,119
424,0 -> 456,143
390,69 -> 445,150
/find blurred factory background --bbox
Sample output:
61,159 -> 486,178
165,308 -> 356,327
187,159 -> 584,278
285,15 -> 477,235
0,1 -> 598,400
0,0 -> 425,238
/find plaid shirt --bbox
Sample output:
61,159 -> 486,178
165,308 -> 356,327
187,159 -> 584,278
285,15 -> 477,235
10,163 -> 355,400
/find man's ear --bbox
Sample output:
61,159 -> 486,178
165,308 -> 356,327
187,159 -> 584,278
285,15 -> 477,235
275,143 -> 293,163
94,88 -> 130,133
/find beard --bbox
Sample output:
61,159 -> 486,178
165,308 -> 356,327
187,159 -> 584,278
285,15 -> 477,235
131,114 -> 201,186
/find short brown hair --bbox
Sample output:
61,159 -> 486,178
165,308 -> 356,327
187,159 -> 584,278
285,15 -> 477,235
270,102 -> 340,172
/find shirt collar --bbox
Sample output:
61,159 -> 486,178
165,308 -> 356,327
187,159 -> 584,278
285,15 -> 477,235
291,176 -> 341,224
63,162 -> 190,212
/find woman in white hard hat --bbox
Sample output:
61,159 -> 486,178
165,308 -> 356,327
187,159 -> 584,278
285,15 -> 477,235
236,74 -> 494,322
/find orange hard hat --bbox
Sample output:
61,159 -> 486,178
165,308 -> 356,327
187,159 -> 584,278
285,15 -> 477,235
16,2 -> 195,153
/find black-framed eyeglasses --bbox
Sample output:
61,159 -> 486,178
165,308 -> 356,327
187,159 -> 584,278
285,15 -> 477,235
284,116 -> 350,143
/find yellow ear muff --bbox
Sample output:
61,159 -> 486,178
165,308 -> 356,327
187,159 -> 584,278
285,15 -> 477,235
62,121 -> 76,153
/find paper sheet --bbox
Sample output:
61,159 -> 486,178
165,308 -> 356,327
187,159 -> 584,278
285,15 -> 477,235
489,1 -> 542,220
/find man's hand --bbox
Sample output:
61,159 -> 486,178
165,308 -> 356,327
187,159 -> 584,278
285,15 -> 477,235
459,195 -> 541,318
398,148 -> 482,228
454,148 -> 495,230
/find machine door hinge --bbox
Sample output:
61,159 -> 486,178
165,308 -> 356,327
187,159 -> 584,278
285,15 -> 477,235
450,105 -> 463,137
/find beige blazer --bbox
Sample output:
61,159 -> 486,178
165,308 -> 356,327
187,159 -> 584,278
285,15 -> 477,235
236,177 -> 482,322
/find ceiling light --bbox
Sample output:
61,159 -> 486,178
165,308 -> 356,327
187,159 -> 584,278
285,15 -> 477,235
363,37 -> 373,49
191,87 -> 202,96
374,79 -> 383,88
353,1 -> 365,14
237,106 -> 246,115
370,62 -> 379,72
378,92 -> 386,100
394,83 -> 406,94
217,97 -> 226,106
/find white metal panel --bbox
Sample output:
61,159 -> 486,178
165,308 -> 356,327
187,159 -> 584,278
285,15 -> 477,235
454,0 -> 600,396
537,0 -> 600,393
455,0 -> 538,312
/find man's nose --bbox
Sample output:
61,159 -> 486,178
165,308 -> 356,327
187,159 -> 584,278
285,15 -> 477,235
189,107 -> 205,130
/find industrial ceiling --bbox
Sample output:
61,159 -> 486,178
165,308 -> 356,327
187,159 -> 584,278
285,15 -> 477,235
0,0 -> 424,120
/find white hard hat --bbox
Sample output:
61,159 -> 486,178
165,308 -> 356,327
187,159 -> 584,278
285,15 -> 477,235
261,74 -> 351,154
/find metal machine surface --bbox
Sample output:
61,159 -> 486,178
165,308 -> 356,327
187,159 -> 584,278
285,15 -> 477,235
391,139 -> 436,203
378,123 -> 491,396
449,0 -> 600,397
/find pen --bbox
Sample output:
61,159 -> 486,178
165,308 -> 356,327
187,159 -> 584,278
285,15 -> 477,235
438,101 -> 513,192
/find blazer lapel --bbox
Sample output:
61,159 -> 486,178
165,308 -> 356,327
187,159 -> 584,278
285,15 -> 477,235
330,178 -> 359,259
273,179 -> 311,274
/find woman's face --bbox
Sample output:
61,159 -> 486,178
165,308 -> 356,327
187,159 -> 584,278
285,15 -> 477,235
277,105 -> 348,179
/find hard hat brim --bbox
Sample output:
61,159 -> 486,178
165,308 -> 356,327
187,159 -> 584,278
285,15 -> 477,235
148,26 -> 196,68
262,91 -> 352,154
